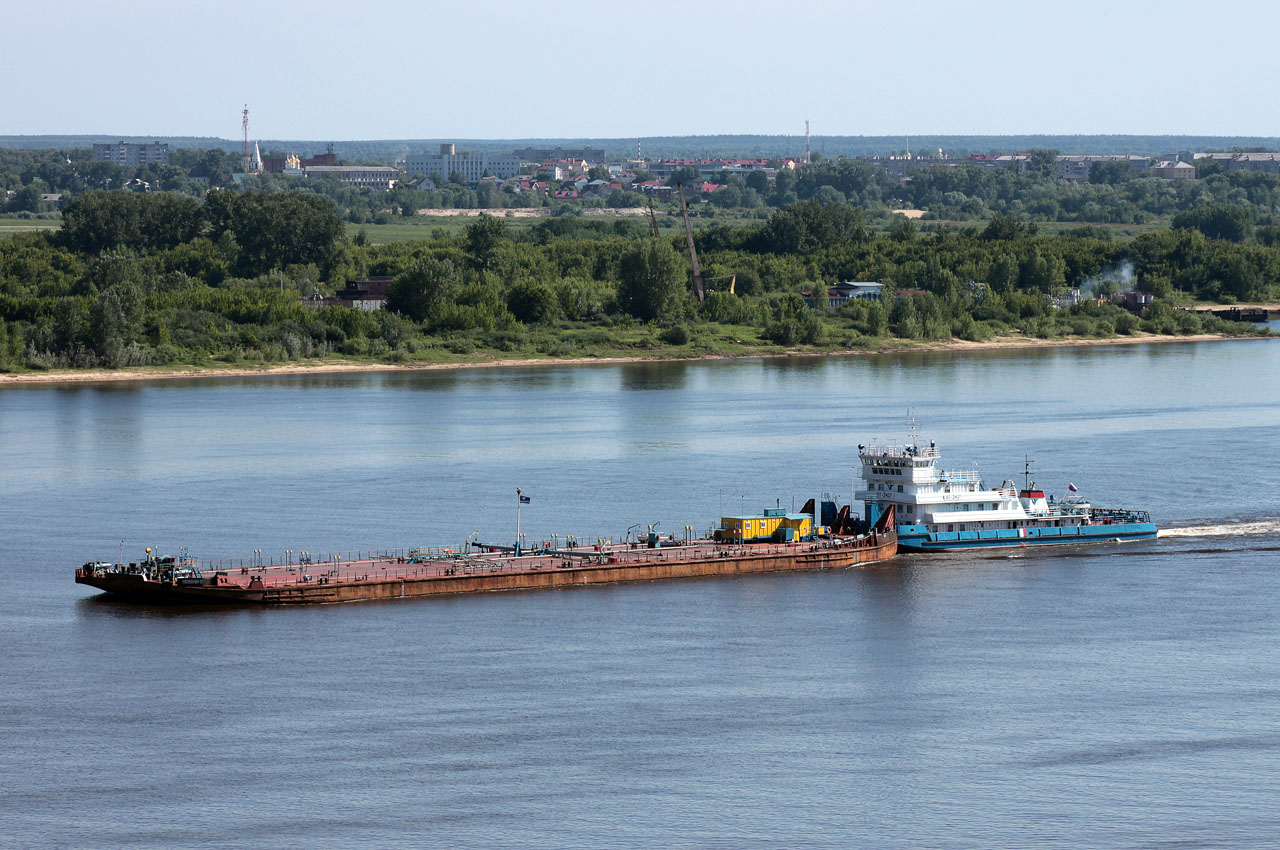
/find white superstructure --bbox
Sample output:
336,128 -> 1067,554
855,436 -> 1090,534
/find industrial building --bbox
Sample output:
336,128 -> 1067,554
303,165 -> 400,189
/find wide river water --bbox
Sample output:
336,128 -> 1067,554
4,338 -> 1280,849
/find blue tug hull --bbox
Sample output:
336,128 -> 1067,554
896,521 -> 1158,552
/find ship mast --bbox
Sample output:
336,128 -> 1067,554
1023,455 -> 1033,491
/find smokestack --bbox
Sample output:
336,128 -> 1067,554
440,143 -> 455,156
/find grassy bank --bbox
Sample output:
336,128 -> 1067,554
2,331 -> 1271,385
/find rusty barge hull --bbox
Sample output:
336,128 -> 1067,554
76,536 -> 897,606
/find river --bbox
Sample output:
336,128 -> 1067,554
3,338 -> 1280,849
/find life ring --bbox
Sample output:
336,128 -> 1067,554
445,548 -> 453,555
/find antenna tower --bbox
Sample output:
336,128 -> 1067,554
637,139 -> 642,161
805,119 -> 811,164
241,105 -> 251,174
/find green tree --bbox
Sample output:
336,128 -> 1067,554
987,253 -> 1019,294
667,165 -> 704,191
763,293 -> 821,345
204,190 -> 345,277
1172,204 -> 1254,243
475,182 -> 502,209
6,184 -> 44,213
812,185 -> 846,206
1089,160 -> 1138,184
506,280 -> 559,324
1018,247 -> 1065,292
606,190 -> 647,208
1219,254 -> 1264,300
89,285 -> 140,367
980,214 -> 1037,241
386,257 -> 459,321
76,251 -> 145,297
758,200 -> 867,254
888,215 -> 918,242
772,168 -> 797,201
463,214 -> 507,271
616,241 -> 684,321
1028,148 -> 1060,177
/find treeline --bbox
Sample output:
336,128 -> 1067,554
0,147 -> 240,211
748,156 -> 1280,229
0,192 -> 1271,372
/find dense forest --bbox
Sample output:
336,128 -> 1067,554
0,190 -> 1271,372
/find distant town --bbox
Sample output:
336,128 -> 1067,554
1,126 -> 1277,377
84,139 -> 1280,199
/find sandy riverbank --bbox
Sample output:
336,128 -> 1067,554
0,332 -> 1270,386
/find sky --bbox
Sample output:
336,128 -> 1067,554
4,0 -> 1278,140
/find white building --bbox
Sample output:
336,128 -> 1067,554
304,165 -> 400,189
1149,160 -> 1196,181
404,143 -> 521,183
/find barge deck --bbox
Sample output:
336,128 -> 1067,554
76,529 -> 897,606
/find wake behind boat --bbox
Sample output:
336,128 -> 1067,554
856,427 -> 1156,552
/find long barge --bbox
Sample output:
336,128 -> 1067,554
76,507 -> 897,605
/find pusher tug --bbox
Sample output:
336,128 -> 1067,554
856,427 -> 1156,552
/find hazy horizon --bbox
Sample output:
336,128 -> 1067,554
5,0 -> 1276,139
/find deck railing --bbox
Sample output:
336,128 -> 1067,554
86,533 -> 887,589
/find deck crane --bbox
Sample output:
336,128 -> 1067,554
676,181 -> 706,302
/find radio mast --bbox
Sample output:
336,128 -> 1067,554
241,105 -> 251,174
805,119 -> 811,164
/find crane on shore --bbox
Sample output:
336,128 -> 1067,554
675,182 -> 736,297
676,181 -> 706,302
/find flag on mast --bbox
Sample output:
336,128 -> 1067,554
517,488 -> 531,504
1067,482 -> 1078,494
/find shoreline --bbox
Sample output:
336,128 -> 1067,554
0,332 -> 1270,386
